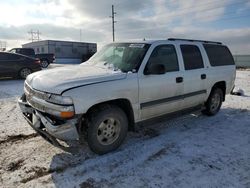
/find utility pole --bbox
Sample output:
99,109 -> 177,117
28,30 -> 41,42
80,29 -> 82,42
110,5 -> 116,42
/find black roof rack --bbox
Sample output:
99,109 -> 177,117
168,38 -> 222,45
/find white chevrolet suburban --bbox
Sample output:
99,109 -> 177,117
18,38 -> 236,154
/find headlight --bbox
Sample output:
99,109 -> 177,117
24,83 -> 75,118
45,94 -> 73,105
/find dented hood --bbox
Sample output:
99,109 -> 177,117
26,64 -> 126,94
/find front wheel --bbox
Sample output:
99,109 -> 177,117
87,105 -> 128,154
203,88 -> 223,116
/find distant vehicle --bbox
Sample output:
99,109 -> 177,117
9,48 -> 55,68
0,52 -> 41,79
18,38 -> 236,154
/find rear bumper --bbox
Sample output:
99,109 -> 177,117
18,96 -> 79,144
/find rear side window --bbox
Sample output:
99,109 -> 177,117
180,45 -> 204,70
147,45 -> 179,72
203,44 -> 235,66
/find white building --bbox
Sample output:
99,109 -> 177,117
22,40 -> 97,64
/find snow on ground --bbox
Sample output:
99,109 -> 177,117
0,70 -> 249,188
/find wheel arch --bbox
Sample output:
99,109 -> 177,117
211,81 -> 226,101
83,98 -> 135,131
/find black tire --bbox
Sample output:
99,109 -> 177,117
40,59 -> 49,68
87,105 -> 128,155
19,68 -> 32,79
203,88 -> 223,116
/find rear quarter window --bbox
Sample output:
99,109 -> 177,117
203,44 -> 235,66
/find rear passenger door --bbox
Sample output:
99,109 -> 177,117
179,44 -> 208,108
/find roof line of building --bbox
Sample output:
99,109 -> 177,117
23,40 -> 96,45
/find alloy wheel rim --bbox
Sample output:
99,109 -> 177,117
20,68 -> 31,78
97,118 -> 121,145
41,61 -> 48,68
210,93 -> 220,111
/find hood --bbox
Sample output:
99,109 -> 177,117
26,64 -> 127,94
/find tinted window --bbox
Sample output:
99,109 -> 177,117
7,54 -> 20,60
181,45 -> 204,70
147,45 -> 179,72
0,53 -> 19,61
203,44 -> 235,66
21,49 -> 34,56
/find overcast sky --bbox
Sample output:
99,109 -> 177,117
0,0 -> 250,54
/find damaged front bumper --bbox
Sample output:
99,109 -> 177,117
18,95 -> 80,147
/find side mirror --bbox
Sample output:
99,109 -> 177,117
144,64 -> 165,75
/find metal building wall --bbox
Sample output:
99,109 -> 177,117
22,40 -> 97,64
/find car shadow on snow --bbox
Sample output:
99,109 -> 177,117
45,107 -> 250,187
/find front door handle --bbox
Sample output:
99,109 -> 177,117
201,74 -> 206,80
176,77 -> 183,83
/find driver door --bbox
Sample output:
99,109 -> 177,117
138,44 -> 184,120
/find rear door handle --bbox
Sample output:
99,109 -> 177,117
201,74 -> 206,80
176,77 -> 183,83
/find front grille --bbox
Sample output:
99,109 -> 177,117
24,82 -> 49,112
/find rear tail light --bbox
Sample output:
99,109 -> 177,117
34,58 -> 40,64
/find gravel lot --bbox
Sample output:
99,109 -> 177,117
0,70 -> 249,188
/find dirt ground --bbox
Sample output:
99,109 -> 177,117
0,70 -> 249,188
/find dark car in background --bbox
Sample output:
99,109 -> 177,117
0,52 -> 41,79
9,48 -> 55,68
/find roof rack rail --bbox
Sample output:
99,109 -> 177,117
168,38 -> 222,45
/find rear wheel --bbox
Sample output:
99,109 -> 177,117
19,68 -> 32,79
87,105 -> 128,154
40,60 -> 49,68
203,88 -> 223,116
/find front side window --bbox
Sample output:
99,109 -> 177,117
147,45 -> 179,73
86,43 -> 150,72
181,45 -> 204,70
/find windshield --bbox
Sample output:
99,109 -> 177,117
84,43 -> 150,72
